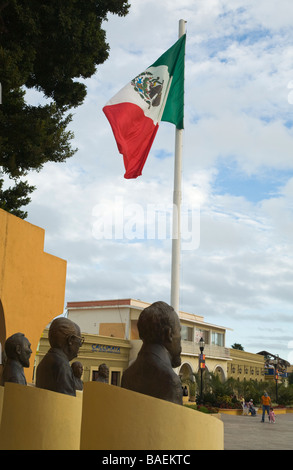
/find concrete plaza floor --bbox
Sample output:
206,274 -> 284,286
222,412 -> 293,450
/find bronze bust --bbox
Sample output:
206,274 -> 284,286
71,361 -> 83,391
0,333 -> 32,386
36,317 -> 83,396
95,363 -> 109,383
121,301 -> 183,405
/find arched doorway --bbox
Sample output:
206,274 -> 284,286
214,365 -> 226,382
179,362 -> 194,400
179,362 -> 193,382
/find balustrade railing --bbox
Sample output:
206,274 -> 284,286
181,340 -> 230,359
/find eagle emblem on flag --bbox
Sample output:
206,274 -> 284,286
131,71 -> 164,108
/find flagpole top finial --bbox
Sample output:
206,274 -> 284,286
178,19 -> 186,37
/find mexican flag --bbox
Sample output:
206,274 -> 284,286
103,34 -> 186,179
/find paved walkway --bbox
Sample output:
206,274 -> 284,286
222,412 -> 293,450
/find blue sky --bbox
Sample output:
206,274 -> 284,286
22,0 -> 293,361
214,161 -> 293,202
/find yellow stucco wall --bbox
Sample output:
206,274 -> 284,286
228,348 -> 265,381
0,381 -> 223,450
0,383 -> 82,450
0,209 -> 67,382
81,381 -> 224,450
0,385 -> 4,427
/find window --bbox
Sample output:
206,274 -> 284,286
92,370 -> 99,381
110,367 -> 124,386
211,331 -> 224,347
181,325 -> 193,342
194,328 -> 208,344
111,371 -> 121,386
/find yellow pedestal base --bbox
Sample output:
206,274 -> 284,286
0,382 -> 224,450
0,386 -> 4,427
0,383 -> 82,450
80,382 -> 224,450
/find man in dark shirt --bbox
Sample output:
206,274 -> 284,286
0,333 -> 32,386
36,317 -> 83,396
121,301 -> 183,405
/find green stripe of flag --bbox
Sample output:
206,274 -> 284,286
151,34 -> 186,130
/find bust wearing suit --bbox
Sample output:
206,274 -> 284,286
121,301 -> 182,405
36,317 -> 82,396
0,333 -> 32,386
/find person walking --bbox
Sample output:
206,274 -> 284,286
261,391 -> 271,422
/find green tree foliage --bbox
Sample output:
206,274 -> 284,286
0,178 -> 34,219
231,343 -> 244,350
191,372 -> 293,407
0,88 -> 75,178
0,0 -> 130,217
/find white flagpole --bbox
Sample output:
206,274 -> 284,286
171,19 -> 186,315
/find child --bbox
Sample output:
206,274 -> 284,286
269,407 -> 275,423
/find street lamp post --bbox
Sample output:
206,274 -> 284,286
199,337 -> 205,404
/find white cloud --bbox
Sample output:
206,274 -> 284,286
22,0 -> 293,361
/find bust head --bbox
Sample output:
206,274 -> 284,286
71,361 -> 83,379
49,317 -> 83,361
5,333 -> 32,368
138,301 -> 182,368
97,363 -> 109,381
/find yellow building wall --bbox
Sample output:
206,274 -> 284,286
181,355 -> 227,379
228,348 -> 265,381
0,209 -> 67,382
35,329 -> 131,383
